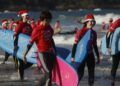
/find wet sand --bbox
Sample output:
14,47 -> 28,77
79,57 -> 120,86
0,50 -> 44,86
0,30 -> 120,86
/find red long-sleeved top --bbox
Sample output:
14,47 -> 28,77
29,24 -> 54,52
14,21 -> 32,36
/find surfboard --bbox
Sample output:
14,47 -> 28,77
66,30 -> 91,69
0,29 -> 78,86
0,29 -> 37,63
52,56 -> 78,86
111,27 -> 120,55
100,27 -> 120,56
100,35 -> 110,55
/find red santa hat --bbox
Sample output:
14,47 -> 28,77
18,10 -> 28,17
2,19 -> 8,26
83,13 -> 95,22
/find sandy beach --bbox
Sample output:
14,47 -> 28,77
0,31 -> 120,86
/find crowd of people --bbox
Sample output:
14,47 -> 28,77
0,10 -> 61,86
0,9 -> 120,86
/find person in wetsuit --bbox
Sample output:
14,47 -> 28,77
13,10 -> 33,80
71,13 -> 100,86
23,10 -> 56,86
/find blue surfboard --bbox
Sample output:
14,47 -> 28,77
111,27 -> 120,55
0,29 -> 37,63
0,29 -> 79,86
100,27 -> 120,55
0,29 -> 70,63
100,36 -> 110,55
66,30 -> 91,69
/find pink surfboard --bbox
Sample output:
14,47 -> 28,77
52,56 -> 78,86
36,54 -> 78,86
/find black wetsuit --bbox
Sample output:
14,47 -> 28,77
71,28 -> 99,86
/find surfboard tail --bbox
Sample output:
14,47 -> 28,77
52,56 -> 78,86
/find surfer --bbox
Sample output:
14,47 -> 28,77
23,10 -> 56,86
1,19 -> 8,30
54,20 -> 61,34
106,18 -> 120,86
101,21 -> 106,31
106,18 -> 119,50
71,13 -> 100,86
1,19 -> 18,67
13,10 -> 33,80
1,19 -> 11,64
107,18 -> 113,30
8,18 -> 17,31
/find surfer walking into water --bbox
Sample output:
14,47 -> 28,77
13,10 -> 33,80
106,18 -> 120,86
71,13 -> 100,86
23,10 -> 56,86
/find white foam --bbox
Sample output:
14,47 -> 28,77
53,35 -> 74,45
54,34 -> 103,47
94,13 -> 120,25
0,55 -> 4,58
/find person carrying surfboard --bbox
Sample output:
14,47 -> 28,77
1,19 -> 12,64
106,18 -> 120,86
1,19 -> 9,30
1,19 -> 19,65
71,13 -> 100,86
13,9 -> 33,80
106,18 -> 120,52
23,10 -> 56,86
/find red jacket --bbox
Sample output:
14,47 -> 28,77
109,18 -> 120,32
29,24 -> 54,52
14,22 -> 32,36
